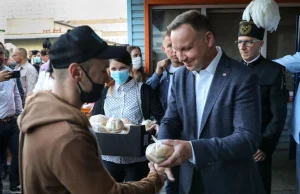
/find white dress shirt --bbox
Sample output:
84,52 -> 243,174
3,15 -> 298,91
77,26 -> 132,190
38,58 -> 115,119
190,46 -> 223,164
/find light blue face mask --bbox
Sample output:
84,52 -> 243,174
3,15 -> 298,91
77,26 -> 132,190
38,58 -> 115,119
33,57 -> 41,64
110,69 -> 130,85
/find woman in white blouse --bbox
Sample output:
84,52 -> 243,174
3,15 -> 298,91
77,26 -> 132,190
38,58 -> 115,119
33,63 -> 54,92
91,50 -> 164,182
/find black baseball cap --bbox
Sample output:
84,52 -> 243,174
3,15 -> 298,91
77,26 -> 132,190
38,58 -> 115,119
50,25 -> 126,69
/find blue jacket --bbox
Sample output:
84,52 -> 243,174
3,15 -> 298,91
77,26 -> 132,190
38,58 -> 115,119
158,53 -> 265,194
274,52 -> 300,143
146,64 -> 171,111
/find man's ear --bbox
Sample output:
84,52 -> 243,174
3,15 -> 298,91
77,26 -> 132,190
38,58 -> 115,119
162,46 -> 166,54
205,31 -> 215,47
69,63 -> 83,82
260,40 -> 264,48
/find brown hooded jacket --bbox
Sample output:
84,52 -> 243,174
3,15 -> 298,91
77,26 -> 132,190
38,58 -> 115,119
18,91 -> 164,194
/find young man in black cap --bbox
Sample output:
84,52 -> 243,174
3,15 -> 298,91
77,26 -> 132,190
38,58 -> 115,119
17,25 -> 165,194
237,20 -> 288,194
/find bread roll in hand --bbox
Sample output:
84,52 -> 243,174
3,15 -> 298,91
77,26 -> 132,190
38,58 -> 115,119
146,140 -> 174,164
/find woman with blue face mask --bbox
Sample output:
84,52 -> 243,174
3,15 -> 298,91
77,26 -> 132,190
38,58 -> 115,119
91,49 -> 164,183
32,52 -> 42,73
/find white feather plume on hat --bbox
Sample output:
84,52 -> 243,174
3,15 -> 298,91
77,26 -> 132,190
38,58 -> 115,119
242,0 -> 280,32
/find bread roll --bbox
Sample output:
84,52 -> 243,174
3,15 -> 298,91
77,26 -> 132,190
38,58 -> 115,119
146,141 -> 174,164
98,126 -> 108,133
120,118 -> 133,124
89,114 -> 109,126
106,118 -> 124,133
142,119 -> 156,129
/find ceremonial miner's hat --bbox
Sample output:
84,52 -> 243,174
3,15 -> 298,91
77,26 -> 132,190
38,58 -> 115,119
238,20 -> 265,40
238,0 -> 281,40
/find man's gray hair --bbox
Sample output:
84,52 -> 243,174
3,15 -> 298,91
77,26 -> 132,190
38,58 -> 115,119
167,10 -> 215,36
17,48 -> 28,58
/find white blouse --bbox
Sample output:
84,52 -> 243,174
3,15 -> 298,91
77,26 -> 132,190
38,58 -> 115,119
102,78 -> 146,164
33,71 -> 54,92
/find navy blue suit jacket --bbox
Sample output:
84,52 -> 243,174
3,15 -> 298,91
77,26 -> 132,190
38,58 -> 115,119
158,53 -> 265,194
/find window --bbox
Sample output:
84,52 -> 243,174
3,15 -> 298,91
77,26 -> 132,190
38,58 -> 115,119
206,9 -> 243,61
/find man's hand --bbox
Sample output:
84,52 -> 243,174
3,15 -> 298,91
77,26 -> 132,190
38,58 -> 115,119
158,140 -> 192,168
0,70 -> 13,82
146,124 -> 159,135
155,59 -> 169,75
253,149 -> 266,162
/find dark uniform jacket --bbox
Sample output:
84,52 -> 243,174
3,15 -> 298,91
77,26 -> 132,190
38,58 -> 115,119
241,55 -> 288,155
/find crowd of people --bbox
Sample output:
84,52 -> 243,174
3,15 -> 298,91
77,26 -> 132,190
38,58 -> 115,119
0,7 -> 299,194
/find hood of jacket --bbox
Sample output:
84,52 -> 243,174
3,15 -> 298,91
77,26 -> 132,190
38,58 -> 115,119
18,91 -> 90,133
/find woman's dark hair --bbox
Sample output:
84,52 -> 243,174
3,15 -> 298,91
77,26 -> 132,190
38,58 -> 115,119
43,38 -> 51,50
106,48 -> 132,88
126,45 -> 142,55
47,62 -> 53,73
40,49 -> 49,56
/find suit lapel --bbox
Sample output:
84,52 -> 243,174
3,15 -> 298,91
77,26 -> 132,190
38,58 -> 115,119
199,55 -> 231,137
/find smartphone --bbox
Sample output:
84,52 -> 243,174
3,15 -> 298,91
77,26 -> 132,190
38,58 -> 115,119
11,70 -> 20,79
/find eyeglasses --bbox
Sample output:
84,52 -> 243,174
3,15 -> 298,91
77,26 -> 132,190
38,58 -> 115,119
235,40 -> 261,47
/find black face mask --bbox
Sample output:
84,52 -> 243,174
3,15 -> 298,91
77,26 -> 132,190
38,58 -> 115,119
77,65 -> 104,103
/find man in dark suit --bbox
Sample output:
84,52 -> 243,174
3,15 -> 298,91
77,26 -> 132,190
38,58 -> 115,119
237,21 -> 287,194
156,10 -> 265,194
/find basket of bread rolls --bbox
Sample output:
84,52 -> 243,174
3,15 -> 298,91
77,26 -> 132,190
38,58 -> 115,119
89,115 -> 132,134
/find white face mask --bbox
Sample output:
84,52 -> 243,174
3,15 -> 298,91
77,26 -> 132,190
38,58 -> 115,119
132,57 -> 143,70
